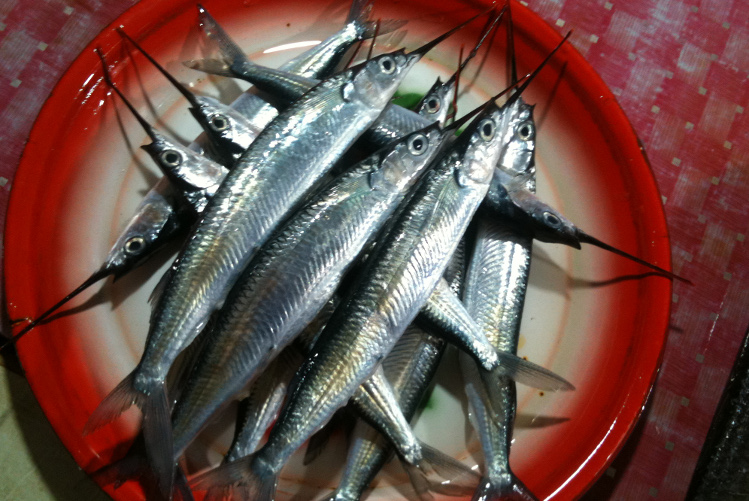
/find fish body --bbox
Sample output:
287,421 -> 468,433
330,244 -> 466,500
169,122 -> 447,457
188,102 -> 507,501
86,48 -> 422,497
460,96 -> 539,501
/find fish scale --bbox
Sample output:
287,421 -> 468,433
188,104 -> 506,499
460,95 -> 540,500
168,123 -> 448,460
86,47 -> 422,498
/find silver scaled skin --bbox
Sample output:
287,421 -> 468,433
188,103 -> 507,501
460,97 -> 540,501
85,49 -> 421,497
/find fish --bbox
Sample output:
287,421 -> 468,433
188,84 -> 570,501
96,48 -> 229,214
483,167 -> 692,283
4,0 -> 378,349
169,121 -> 450,466
192,0 -> 401,144
85,22 -> 469,496
186,7 -> 505,152
118,28 -> 269,168
459,19 -> 541,496
326,243 -> 468,501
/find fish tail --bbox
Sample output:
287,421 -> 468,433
490,351 -> 575,392
348,0 -> 406,38
471,475 -> 539,501
190,454 -> 277,501
84,372 -> 175,499
402,441 -> 480,499
90,452 -> 147,489
141,380 -> 176,500
83,370 -> 144,435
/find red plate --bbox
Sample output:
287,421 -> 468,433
4,0 -> 672,499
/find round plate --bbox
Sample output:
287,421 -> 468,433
4,0 -> 672,499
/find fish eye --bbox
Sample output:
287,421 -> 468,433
517,121 -> 535,141
209,114 -> 230,132
378,56 -> 396,75
425,96 -> 441,114
479,118 -> 495,141
408,133 -> 428,155
160,149 -> 182,167
124,236 -> 146,255
543,211 -> 561,227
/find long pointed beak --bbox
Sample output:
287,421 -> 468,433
95,48 -> 159,143
578,230 -> 693,284
117,28 -> 201,110
407,7 -> 491,59
505,30 -> 571,106
445,6 -> 507,87
444,73 -> 529,133
3,266 -> 114,350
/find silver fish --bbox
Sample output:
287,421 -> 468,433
169,121 -> 449,462
187,9 -> 504,152
187,93 -> 557,501
193,0 -> 394,149
85,27 -> 455,494
327,243 -> 468,501
460,23 -> 564,500
460,96 -> 540,501
96,49 -> 228,214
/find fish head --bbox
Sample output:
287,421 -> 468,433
191,95 -> 257,153
453,102 -> 506,188
510,189 -> 581,248
415,77 -> 454,125
495,97 -> 536,178
349,50 -> 418,109
102,189 -> 179,276
378,123 -> 447,191
141,133 -> 226,193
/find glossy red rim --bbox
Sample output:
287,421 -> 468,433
4,0 -> 671,500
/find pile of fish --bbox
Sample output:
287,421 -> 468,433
6,1 -> 687,500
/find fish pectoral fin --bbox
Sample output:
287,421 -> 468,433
487,352 -> 575,392
401,441 -> 480,499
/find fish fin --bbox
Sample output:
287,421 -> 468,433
90,450 -> 147,489
190,454 -> 277,501
471,475 -> 538,501
174,466 -> 195,501
140,381 -> 176,499
401,442 -> 480,499
149,263 -> 177,315
490,352 -> 574,392
183,58 -> 235,78
347,0 -> 406,39
83,370 -> 144,435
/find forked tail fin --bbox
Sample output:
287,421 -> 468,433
402,441 -> 481,499
190,453 -> 277,501
471,474 -> 539,501
84,372 -> 175,499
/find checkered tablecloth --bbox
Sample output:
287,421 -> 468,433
1,1 -> 746,499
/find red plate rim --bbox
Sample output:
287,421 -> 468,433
4,0 -> 672,499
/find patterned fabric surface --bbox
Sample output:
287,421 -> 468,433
0,0 -> 746,499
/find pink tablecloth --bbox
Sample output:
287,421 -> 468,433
1,0 -> 747,499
